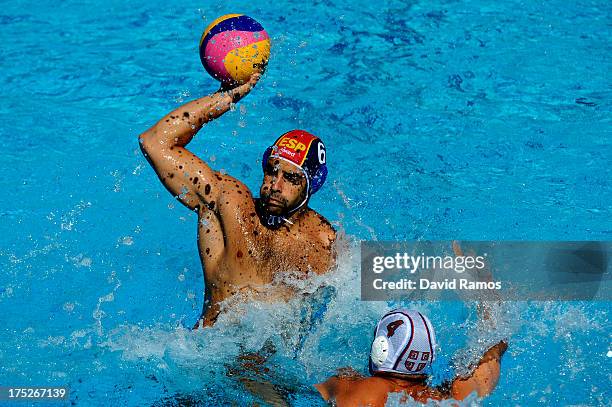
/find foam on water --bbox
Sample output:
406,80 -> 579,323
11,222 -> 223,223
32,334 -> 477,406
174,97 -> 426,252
0,205 -> 610,404
21,235 -> 556,404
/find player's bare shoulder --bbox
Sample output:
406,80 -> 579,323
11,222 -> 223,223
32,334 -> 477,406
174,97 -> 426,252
208,172 -> 255,213
297,209 -> 336,273
303,209 -> 336,247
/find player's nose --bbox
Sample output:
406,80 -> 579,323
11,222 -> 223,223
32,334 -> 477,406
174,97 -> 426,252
270,175 -> 284,190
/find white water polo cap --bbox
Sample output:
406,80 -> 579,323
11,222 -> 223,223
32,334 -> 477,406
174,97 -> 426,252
369,309 -> 437,376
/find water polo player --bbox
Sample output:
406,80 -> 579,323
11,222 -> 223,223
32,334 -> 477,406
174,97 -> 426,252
138,73 -> 336,328
315,308 -> 507,405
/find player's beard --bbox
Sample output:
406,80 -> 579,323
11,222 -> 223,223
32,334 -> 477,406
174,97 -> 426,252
260,191 -> 290,215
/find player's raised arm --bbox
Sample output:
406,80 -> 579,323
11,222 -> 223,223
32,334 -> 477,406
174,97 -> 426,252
138,74 -> 260,211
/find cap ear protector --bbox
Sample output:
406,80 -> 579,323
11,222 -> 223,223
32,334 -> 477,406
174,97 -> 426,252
307,143 -> 327,194
261,130 -> 327,196
261,146 -> 273,168
368,325 -> 380,375
370,336 -> 390,367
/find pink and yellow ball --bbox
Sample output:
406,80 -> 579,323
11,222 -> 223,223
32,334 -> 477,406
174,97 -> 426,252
199,14 -> 271,85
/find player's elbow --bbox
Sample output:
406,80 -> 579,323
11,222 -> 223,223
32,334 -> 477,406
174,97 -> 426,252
138,130 -> 157,158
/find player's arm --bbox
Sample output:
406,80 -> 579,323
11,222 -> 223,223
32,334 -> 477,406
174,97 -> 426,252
315,368 -> 365,402
314,377 -> 339,402
450,241 -> 507,399
138,75 -> 259,211
450,340 -> 507,400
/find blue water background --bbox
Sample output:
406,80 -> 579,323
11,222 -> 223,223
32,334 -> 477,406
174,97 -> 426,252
1,0 -> 611,405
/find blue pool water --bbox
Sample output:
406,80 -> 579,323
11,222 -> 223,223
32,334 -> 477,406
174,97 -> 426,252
1,0 -> 610,405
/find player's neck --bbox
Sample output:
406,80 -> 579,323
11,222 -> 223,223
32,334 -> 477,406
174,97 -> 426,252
377,373 -> 428,388
292,207 -> 315,229
255,198 -> 309,230
274,206 -> 310,230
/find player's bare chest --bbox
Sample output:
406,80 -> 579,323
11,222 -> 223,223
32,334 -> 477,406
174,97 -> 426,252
236,226 -> 327,276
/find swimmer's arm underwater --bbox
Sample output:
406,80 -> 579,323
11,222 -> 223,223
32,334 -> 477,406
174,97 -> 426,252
138,74 -> 261,211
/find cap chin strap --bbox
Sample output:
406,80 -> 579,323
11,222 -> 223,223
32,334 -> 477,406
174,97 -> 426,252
284,171 -> 310,217
262,213 -> 291,228
258,203 -> 303,229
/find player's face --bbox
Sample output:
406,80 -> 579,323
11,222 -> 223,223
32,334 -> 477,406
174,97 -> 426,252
260,158 -> 307,215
